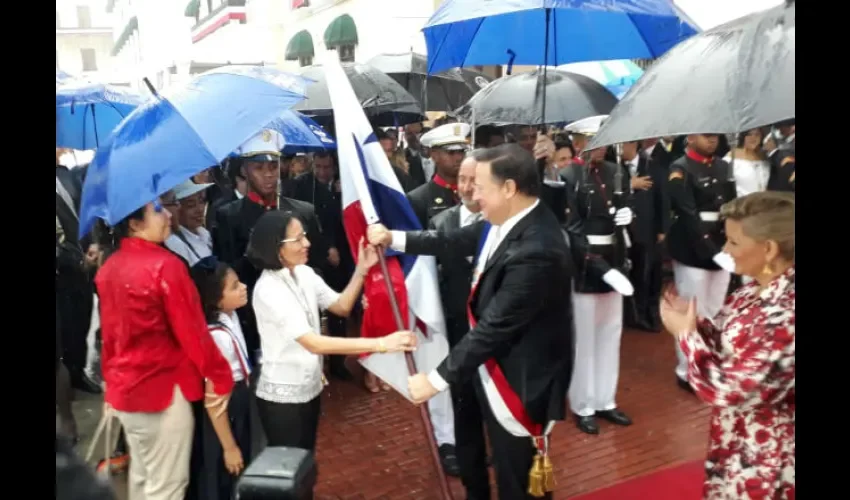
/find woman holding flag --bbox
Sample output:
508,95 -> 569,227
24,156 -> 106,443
247,210 -> 417,450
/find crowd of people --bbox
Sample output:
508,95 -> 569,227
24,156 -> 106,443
55,115 -> 795,500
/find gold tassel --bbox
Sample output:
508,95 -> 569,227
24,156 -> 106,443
542,454 -> 555,492
527,454 -> 546,497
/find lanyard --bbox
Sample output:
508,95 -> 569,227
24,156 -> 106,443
278,271 -> 318,333
211,322 -> 251,380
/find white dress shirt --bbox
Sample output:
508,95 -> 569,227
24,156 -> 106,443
208,311 -> 251,383
164,226 -> 212,266
390,199 -> 541,392
253,265 -> 340,404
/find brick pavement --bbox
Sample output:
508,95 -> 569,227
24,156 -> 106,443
312,329 -> 711,499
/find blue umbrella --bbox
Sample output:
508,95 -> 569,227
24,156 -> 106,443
557,59 -> 644,98
56,80 -> 146,150
422,0 -> 699,75
78,66 -> 311,238
266,110 -> 336,153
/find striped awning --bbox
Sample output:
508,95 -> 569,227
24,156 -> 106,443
111,16 -> 138,56
324,14 -> 358,49
285,30 -> 315,60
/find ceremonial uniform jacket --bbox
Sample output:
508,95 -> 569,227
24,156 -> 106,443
560,160 -> 629,294
407,176 -> 459,229
212,195 -> 325,360
666,151 -> 736,270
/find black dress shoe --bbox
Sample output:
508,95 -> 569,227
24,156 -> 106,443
575,415 -> 599,435
677,377 -> 695,394
438,444 -> 461,477
596,409 -> 633,426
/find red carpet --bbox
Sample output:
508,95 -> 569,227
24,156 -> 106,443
571,460 -> 704,500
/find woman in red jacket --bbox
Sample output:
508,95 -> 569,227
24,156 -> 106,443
96,198 -> 234,500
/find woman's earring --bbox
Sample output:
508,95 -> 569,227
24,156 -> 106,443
762,262 -> 773,276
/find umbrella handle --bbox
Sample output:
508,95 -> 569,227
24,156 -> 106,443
506,50 -> 516,75
142,77 -> 159,97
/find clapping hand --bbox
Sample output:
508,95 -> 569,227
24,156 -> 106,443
659,285 -> 697,337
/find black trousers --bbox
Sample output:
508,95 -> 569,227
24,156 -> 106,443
255,394 -> 321,451
475,377 -> 553,500
450,377 -> 490,500
626,241 -> 663,329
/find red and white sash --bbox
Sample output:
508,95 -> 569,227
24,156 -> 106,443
471,224 -> 555,442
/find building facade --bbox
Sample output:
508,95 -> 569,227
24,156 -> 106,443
56,0 -> 121,82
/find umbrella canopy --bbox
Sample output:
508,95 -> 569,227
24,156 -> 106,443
293,63 -> 426,127
264,110 -> 336,153
556,59 -> 644,98
589,1 -> 795,149
56,69 -> 76,86
366,52 -> 490,111
56,79 -> 146,150
422,0 -> 699,75
454,69 -> 618,126
78,65 -> 310,238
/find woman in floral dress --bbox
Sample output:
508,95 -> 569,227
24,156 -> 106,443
661,191 -> 795,500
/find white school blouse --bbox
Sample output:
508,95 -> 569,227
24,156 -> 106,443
208,311 -> 251,383
253,265 -> 340,404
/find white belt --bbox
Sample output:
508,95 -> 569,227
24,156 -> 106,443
699,211 -> 719,222
587,234 -> 614,245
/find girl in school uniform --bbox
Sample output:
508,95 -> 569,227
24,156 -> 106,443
189,256 -> 253,500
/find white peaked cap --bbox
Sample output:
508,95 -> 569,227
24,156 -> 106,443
234,128 -> 286,158
564,115 -> 609,137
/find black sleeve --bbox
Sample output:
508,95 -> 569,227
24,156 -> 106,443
406,190 -> 429,230
404,222 -> 481,261
436,249 -> 561,385
302,208 -> 328,272
561,166 -> 613,279
667,165 -> 721,259
650,162 -> 671,235
212,207 -> 238,264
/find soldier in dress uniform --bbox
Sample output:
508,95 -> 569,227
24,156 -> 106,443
560,118 -> 636,435
213,129 -> 327,364
406,123 -> 471,229
666,134 -> 737,392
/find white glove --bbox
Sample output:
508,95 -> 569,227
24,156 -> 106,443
614,207 -> 633,226
712,252 -> 736,273
602,269 -> 634,296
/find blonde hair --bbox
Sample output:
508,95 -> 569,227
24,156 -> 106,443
720,191 -> 795,262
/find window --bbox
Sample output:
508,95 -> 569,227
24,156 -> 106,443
298,56 -> 313,67
338,44 -> 355,63
81,48 -> 97,71
77,6 -> 92,28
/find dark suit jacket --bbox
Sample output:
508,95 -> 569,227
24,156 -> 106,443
212,196 -> 326,356
428,206 -> 484,347
622,153 -> 670,246
405,203 -> 573,424
405,148 -> 428,189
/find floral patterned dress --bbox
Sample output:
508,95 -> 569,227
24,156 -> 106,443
680,266 -> 795,500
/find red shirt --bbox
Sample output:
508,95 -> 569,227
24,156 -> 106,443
96,237 -> 234,412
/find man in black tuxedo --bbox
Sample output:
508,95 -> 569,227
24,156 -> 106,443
213,129 -> 327,363
620,140 -> 670,332
368,144 -> 573,499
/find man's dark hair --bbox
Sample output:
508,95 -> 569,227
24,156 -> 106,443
474,125 -> 503,148
472,143 -> 540,197
313,150 -> 336,163
553,139 -> 576,158
246,210 -> 302,271
374,128 -> 391,141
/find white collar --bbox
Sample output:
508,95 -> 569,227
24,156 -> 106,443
459,204 -> 481,226
494,199 -> 540,238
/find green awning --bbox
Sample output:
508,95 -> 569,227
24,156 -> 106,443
285,30 -> 315,60
184,0 -> 200,17
323,14 -> 358,49
111,16 -> 138,56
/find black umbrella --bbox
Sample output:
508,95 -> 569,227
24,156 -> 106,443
293,63 -> 426,127
589,1 -> 795,149
453,69 -> 619,127
366,52 -> 491,111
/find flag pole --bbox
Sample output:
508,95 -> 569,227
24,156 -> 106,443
376,249 -> 455,500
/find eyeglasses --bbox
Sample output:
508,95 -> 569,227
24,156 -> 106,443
281,232 -> 308,245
